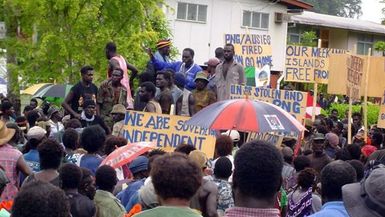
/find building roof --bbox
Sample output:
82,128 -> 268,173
291,11 -> 385,35
277,0 -> 313,10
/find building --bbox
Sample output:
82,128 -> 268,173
162,0 -> 312,73
288,11 -> 385,56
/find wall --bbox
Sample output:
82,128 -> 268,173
163,0 -> 289,72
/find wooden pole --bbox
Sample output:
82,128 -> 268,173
312,39 -> 322,122
363,48 -> 371,142
348,45 -> 357,145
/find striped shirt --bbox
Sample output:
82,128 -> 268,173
0,144 -> 22,200
224,207 -> 280,217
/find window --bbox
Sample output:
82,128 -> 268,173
242,11 -> 269,29
288,28 -> 301,44
177,2 -> 207,23
357,34 -> 373,55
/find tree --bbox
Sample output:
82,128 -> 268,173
302,0 -> 362,18
0,0 -> 171,98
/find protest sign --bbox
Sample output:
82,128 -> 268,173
123,111 -> 216,157
346,55 -> 364,101
378,90 -> 385,129
230,84 -> 307,121
225,34 -> 272,68
285,45 -> 346,84
247,132 -> 283,148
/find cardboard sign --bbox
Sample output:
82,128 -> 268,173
346,55 -> 364,100
378,90 -> 385,129
285,45 -> 346,84
224,34 -> 272,68
230,84 -> 308,121
123,111 -> 216,157
247,132 -> 283,148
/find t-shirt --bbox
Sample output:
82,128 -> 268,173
117,179 -> 145,210
70,82 -> 98,115
23,149 -> 40,172
133,206 -> 202,217
66,192 -> 96,217
213,178 -> 234,215
79,154 -> 103,175
80,115 -> 110,135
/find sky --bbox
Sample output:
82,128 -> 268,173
360,0 -> 384,23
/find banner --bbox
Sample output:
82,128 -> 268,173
247,132 -> 283,148
346,55 -> 364,101
230,84 -> 307,121
123,111 -> 216,157
285,45 -> 346,83
255,65 -> 271,87
378,90 -> 385,129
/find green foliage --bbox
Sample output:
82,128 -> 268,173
302,0 -> 362,18
324,103 -> 380,125
300,31 -> 317,47
1,0 -> 171,90
374,41 -> 385,56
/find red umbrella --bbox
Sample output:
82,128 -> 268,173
100,142 -> 155,169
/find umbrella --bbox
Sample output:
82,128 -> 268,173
100,142 -> 155,169
21,83 -> 52,95
185,99 -> 305,134
33,84 -> 73,98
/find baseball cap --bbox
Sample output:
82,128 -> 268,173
221,130 -> 240,142
313,133 -> 325,141
111,104 -> 126,115
27,126 -> 47,140
189,150 -> 208,169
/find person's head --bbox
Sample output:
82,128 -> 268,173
215,135 -> 233,158
47,107 -> 61,122
206,57 -> 220,74
371,132 -> 383,149
173,73 -> 186,89
59,163 -> 82,190
352,112 -> 362,126
129,156 -> 149,179
6,122 -> 22,145
151,152 -> 202,203
81,125 -> 106,154
83,99 -> 96,118
111,68 -> 124,86
139,72 -> 155,84
80,65 -> 94,84
23,105 -> 33,118
38,139 -> 64,170
320,160 -> 356,202
214,157 -> 232,180
104,135 -> 127,155
293,155 -> 311,172
105,42 -> 117,59
26,110 -> 40,128
182,48 -> 194,66
95,165 -> 117,192
111,104 -> 126,122
1,101 -> 14,117
194,72 -> 209,91
188,150 -> 208,171
348,160 -> 364,182
30,98 -> 38,109
174,143 -> 196,155
156,39 -> 171,56
26,126 -> 47,150
148,149 -> 166,172
233,140 -> 283,206
12,181 -> 70,217
281,147 -> 294,164
64,118 -> 82,129
79,168 -> 96,200
223,43 -> 235,61
297,168 -> 317,189
325,132 -> 339,148
62,128 -> 79,151
311,133 -> 326,156
330,109 -> 338,120
139,81 -> 157,102
156,70 -> 172,89
215,47 -> 224,61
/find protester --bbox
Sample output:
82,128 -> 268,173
169,71 -> 183,104
309,160 -> 356,217
204,58 -> 220,92
175,73 -> 195,117
62,128 -> 80,163
104,135 -> 128,156
23,126 -> 47,172
215,47 -> 224,62
26,109 -> 40,128
59,163 -> 96,217
214,44 -> 245,101
94,165 -> 126,217
281,147 -> 296,189
154,39 -> 172,63
174,143 -> 196,155
225,140 -> 283,217
324,132 -> 340,159
329,109 -> 339,122
6,122 -> 24,150
0,121 -> 31,201
79,99 -> 110,135
0,102 -> 15,123
212,135 -> 234,172
133,152 -> 202,217
109,104 -> 126,138
370,131 -> 383,149
98,68 -> 128,129
11,181 -> 71,217
29,98 -> 38,110
47,107 -> 64,143
155,70 -> 174,114
139,82 -> 162,113
212,157 -> 234,216
79,168 -> 96,200
23,139 -> 63,187
134,72 -> 158,111
308,133 -> 332,174
192,72 -> 216,113
348,160 -> 364,182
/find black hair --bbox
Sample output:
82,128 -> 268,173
64,118 -> 82,129
140,81 -> 157,97
215,135 -> 233,157
79,168 -> 95,200
320,160 -> 356,201
215,47 -> 224,58
38,139 -> 64,170
293,155 -> 311,172
156,70 -> 172,86
139,72 -> 155,84
352,112 -> 361,118
371,132 -> 383,147
23,105 -> 33,113
1,101 -> 13,112
214,157 -> 232,179
59,163 -> 82,189
224,43 -> 235,51
174,143 -> 196,155
233,140 -> 283,200
80,66 -> 94,75
104,135 -> 127,155
80,125 -> 106,154
105,42 -> 117,53
62,128 -> 79,150
183,48 -> 195,58
95,165 -> 117,191
30,98 -> 38,105
148,149 -> 166,172
297,168 -> 317,189
12,181 -> 70,217
348,160 -> 364,182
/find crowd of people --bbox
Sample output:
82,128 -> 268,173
0,39 -> 384,217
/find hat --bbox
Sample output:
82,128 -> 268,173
313,133 -> 325,141
174,73 -> 186,87
111,104 -> 126,115
325,133 -> 339,147
47,106 -> 59,119
221,130 -> 240,142
26,126 -> 47,140
0,121 -> 15,146
361,145 -> 378,158
343,167 -> 385,217
281,147 -> 294,158
194,72 -> 209,82
0,168 -> 9,187
189,150 -> 208,169
83,99 -> 96,108
204,58 -> 220,67
156,39 -> 171,49
129,156 -> 149,174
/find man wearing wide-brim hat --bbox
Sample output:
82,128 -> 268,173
111,104 -> 126,137
0,121 -> 31,200
192,72 -> 217,113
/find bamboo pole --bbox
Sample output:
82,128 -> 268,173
348,45 -> 357,145
363,48 -> 371,142
311,39 -> 322,122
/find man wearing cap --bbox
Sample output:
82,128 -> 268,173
111,104 -> 126,137
205,57 -> 220,93
47,107 -> 64,143
175,72 -> 195,117
23,126 -> 47,172
192,72 -> 216,113
308,133 -> 332,174
154,39 -> 172,63
98,68 -> 128,129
